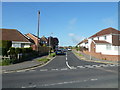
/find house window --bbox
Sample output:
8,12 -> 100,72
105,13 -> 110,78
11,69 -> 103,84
104,36 -> 107,40
98,37 -> 99,40
119,35 -> 120,40
106,44 -> 111,50
114,46 -> 118,51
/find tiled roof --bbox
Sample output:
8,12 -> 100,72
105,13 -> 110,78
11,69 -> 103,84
0,28 -> 30,42
40,36 -> 48,42
24,35 -> 35,44
77,39 -> 88,45
89,27 -> 120,38
93,40 -> 110,44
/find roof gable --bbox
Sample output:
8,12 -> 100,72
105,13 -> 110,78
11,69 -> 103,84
89,27 -> 120,38
93,40 -> 110,44
1,28 -> 30,42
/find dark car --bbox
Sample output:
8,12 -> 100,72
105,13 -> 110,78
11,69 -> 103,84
55,49 -> 66,55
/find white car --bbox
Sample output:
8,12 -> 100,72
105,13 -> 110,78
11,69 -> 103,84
68,48 -> 72,51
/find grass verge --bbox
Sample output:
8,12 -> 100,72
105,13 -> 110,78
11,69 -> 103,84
74,51 -> 83,57
37,52 -> 56,63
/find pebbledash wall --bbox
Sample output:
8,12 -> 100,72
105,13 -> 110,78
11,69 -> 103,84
95,44 -> 120,55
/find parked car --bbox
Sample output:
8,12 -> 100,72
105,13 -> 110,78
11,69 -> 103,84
67,48 -> 72,51
62,49 -> 67,52
55,49 -> 66,55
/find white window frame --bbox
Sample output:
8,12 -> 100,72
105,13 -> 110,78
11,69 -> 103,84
106,44 -> 111,50
104,36 -> 107,40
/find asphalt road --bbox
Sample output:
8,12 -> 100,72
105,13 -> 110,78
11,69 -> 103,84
2,51 -> 119,88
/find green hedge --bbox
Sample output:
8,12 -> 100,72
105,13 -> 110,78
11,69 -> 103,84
0,40 -> 12,56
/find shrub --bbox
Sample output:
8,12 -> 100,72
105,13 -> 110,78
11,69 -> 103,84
9,47 -> 15,55
15,48 -> 22,54
2,59 -> 11,65
49,53 -> 56,57
0,40 -> 12,56
0,40 -> 12,50
0,48 -> 7,56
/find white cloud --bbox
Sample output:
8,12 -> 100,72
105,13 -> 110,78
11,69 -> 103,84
68,33 -> 85,45
67,18 -> 78,30
68,33 -> 75,36
69,18 -> 77,25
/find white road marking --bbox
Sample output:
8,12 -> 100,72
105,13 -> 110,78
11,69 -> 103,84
21,86 -> 26,88
39,78 -> 98,87
65,52 -> 73,69
77,66 -> 85,68
77,66 -> 83,68
51,69 -> 59,71
95,65 -> 102,67
85,65 -> 91,67
17,70 -> 26,72
70,66 -> 77,69
66,57 -> 67,60
29,70 -> 36,72
66,61 -> 72,69
41,80 -> 83,87
40,69 -> 48,71
102,64 -> 109,67
108,64 -> 115,66
28,85 -> 36,88
61,68 -> 68,70
84,65 -> 93,68
99,64 -> 106,67
91,78 -> 98,81
92,65 -> 98,67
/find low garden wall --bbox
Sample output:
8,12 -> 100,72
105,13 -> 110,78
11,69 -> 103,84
83,50 -> 120,61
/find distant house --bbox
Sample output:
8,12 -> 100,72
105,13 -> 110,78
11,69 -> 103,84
77,27 -> 120,61
25,33 -> 49,50
0,29 -> 31,48
77,39 -> 88,49
40,36 -> 48,46
25,33 -> 40,51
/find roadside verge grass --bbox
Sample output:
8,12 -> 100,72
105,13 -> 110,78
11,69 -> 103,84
73,51 -> 83,57
37,52 -> 56,63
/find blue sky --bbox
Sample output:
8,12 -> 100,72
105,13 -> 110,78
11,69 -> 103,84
2,2 -> 118,46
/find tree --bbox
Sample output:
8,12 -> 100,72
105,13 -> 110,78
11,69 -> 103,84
48,37 -> 59,51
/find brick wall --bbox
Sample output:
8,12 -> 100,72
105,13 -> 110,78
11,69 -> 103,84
83,50 -> 120,61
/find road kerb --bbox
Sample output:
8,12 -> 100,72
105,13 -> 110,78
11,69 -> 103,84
2,56 -> 56,74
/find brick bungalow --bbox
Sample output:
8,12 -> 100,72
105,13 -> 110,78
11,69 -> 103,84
77,27 -> 120,61
25,33 -> 48,51
1,28 -> 31,48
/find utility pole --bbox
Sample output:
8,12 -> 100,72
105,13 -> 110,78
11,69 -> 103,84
37,10 -> 40,52
49,33 -> 53,55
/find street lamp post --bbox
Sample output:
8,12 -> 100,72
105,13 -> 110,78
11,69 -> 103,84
49,33 -> 53,55
49,36 -> 51,55
37,10 -> 40,52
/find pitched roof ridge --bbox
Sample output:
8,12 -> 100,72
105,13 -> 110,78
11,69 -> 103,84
0,28 -> 17,30
89,27 -> 119,38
